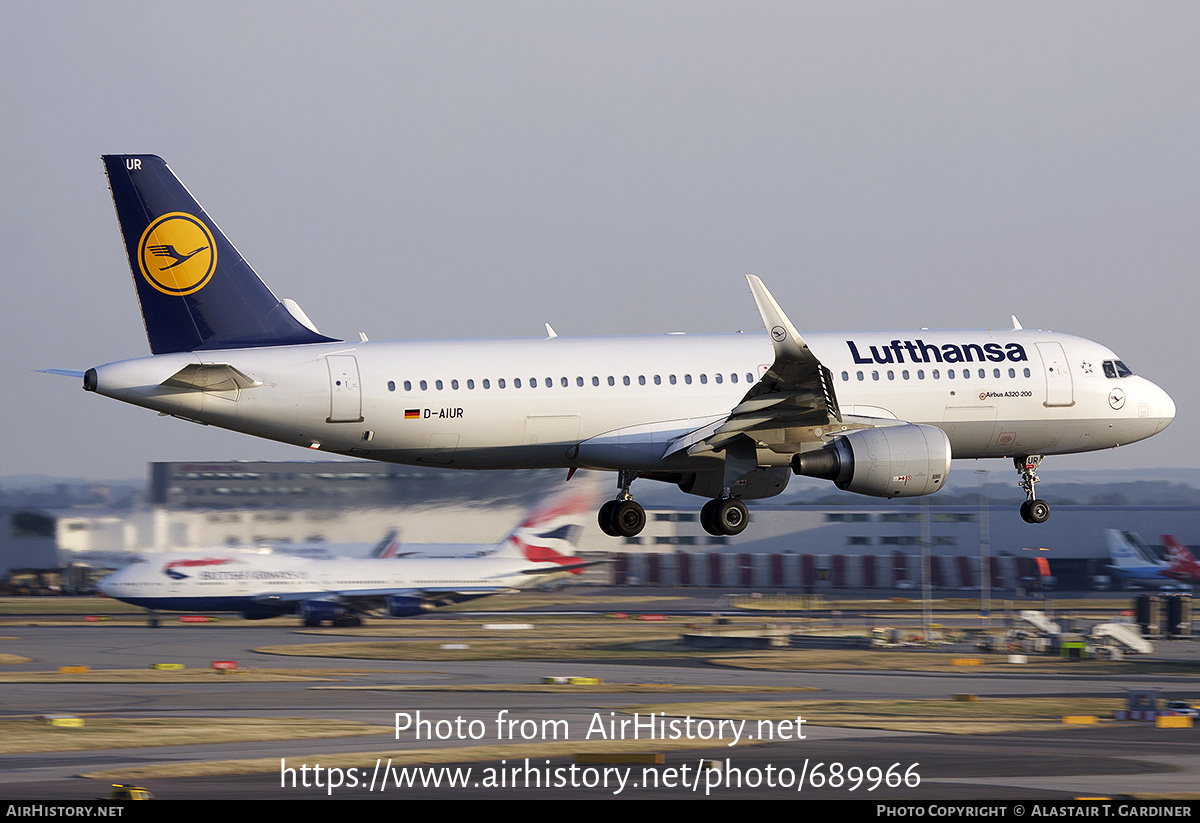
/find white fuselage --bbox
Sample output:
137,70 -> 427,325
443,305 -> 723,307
87,328 -> 1175,482
98,551 -> 553,615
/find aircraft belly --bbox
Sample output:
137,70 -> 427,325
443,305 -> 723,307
204,388 -> 330,446
115,595 -> 292,615
576,415 -> 724,470
947,416 -> 1160,458
940,404 -> 998,457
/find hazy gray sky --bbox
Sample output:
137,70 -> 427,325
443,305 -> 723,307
3,1 -> 1197,481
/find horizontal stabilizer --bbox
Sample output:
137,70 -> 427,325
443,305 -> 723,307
161,363 -> 263,392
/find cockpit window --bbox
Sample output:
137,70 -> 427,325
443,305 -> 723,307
1103,360 -> 1134,379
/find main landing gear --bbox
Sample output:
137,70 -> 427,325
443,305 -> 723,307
1015,454 -> 1051,524
700,498 -> 749,537
596,472 -> 749,538
598,471 -> 648,538
302,614 -> 364,628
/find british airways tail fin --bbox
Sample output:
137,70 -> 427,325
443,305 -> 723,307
102,155 -> 339,354
496,478 -> 601,571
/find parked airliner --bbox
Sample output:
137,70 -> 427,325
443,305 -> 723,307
1105,530 -> 1190,591
57,155 -> 1175,536
98,486 -> 594,625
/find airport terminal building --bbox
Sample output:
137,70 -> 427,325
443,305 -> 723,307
38,460 -> 1200,591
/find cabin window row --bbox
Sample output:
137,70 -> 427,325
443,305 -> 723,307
385,373 -> 758,392
840,367 -> 1033,382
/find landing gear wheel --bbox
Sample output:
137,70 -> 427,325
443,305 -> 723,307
1020,499 -> 1051,524
599,471 -> 645,538
598,500 -> 620,537
611,500 -> 646,537
701,499 -> 749,535
716,499 -> 749,535
700,499 -> 721,536
1015,455 -> 1051,525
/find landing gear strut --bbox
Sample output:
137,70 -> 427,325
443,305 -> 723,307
1015,455 -> 1051,524
700,497 -> 749,536
598,471 -> 646,537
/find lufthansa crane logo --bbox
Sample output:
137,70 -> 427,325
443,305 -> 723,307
137,212 -> 217,296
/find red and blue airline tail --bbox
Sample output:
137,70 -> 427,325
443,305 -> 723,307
102,155 -> 338,355
370,530 -> 404,559
499,483 -> 599,572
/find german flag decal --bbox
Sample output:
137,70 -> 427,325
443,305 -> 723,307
404,409 -> 420,420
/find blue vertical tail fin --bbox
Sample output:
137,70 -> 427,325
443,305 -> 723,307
102,155 -> 339,354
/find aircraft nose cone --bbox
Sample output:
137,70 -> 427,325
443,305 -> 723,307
1156,383 -> 1176,431
97,570 -> 123,598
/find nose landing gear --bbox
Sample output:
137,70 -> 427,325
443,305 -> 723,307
1016,455 -> 1051,524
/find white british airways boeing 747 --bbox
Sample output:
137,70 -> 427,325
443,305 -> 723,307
99,485 -> 596,625
59,156 -> 1175,537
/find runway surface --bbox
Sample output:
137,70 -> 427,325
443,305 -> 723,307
0,616 -> 1197,800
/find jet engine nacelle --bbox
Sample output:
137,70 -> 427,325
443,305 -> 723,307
300,600 -> 343,624
678,466 -> 790,500
387,595 -> 435,617
791,423 -> 951,498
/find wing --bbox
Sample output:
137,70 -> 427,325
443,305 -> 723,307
666,275 -> 845,459
250,584 -> 522,618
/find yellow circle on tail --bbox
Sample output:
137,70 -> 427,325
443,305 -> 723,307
137,212 -> 217,296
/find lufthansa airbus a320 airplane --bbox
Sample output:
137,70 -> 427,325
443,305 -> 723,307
50,155 -> 1175,537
